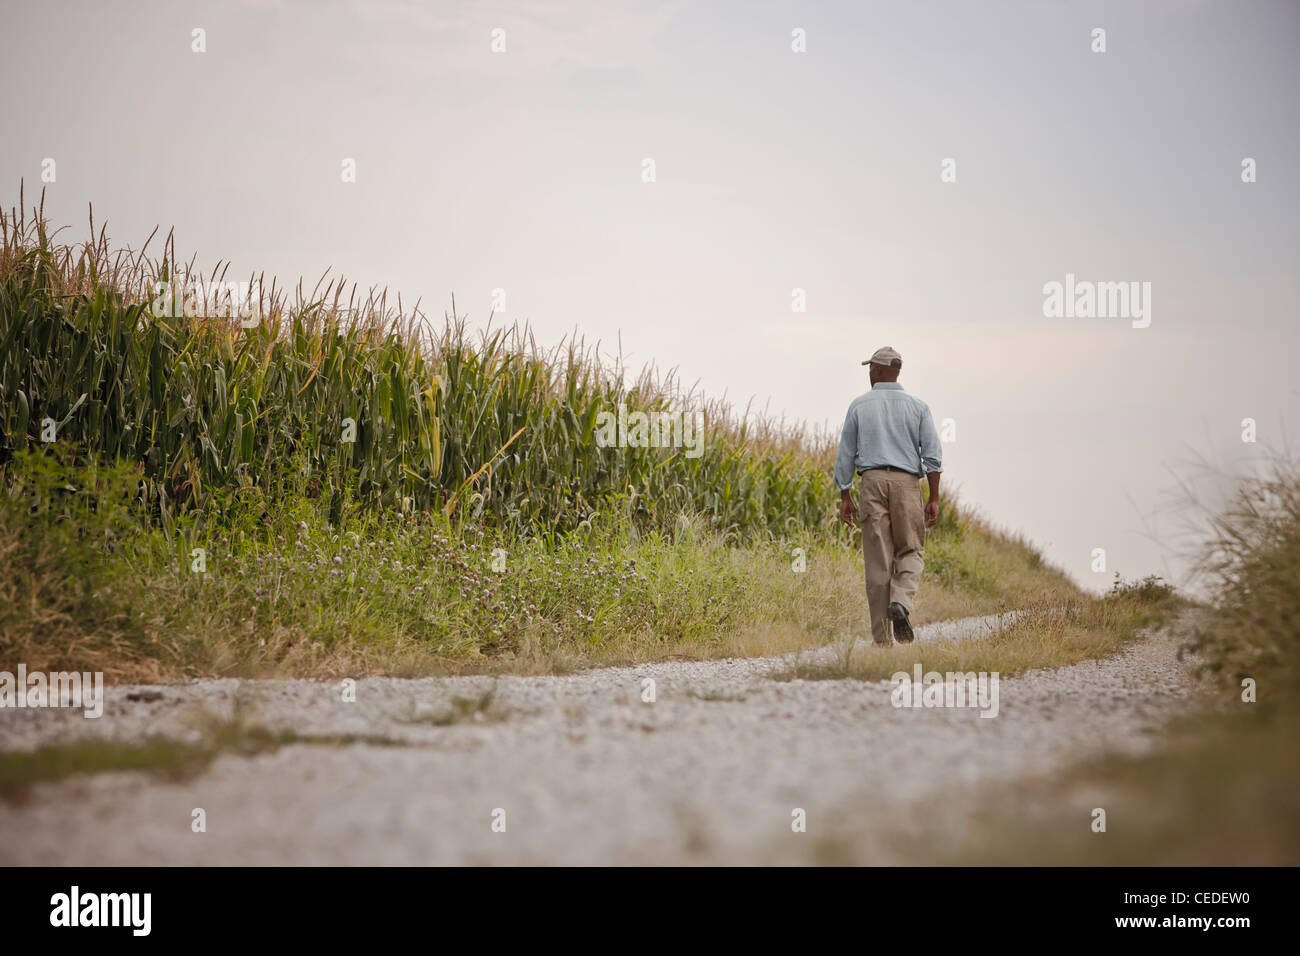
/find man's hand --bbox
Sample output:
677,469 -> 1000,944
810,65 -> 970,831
840,490 -> 858,526
925,471 -> 941,528
924,498 -> 939,527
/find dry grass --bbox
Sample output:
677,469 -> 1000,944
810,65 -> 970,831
0,509 -> 170,683
771,589 -> 1178,683
890,705 -> 1300,865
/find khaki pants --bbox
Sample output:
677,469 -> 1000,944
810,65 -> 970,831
858,469 -> 926,643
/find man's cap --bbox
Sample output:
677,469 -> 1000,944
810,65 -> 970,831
862,346 -> 902,369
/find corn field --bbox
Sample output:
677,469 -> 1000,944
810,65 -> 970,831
0,191 -> 838,539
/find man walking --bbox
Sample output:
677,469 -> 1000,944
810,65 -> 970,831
834,347 -> 942,644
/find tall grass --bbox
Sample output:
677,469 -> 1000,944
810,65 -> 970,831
0,188 -> 1089,679
1192,457 -> 1300,694
0,187 -> 835,540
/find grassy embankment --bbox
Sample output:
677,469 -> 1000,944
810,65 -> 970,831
772,574 -> 1183,683
865,460 -> 1299,865
1,192 -> 1099,682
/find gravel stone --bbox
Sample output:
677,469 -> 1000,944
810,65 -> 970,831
0,612 -> 1208,864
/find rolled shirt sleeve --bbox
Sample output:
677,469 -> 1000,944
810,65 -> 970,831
833,405 -> 859,490
918,406 -> 943,475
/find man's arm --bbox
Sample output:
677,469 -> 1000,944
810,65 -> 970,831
924,471 -> 941,527
834,405 -> 859,525
919,406 -> 943,527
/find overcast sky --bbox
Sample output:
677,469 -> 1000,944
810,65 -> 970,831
3,0 -> 1297,589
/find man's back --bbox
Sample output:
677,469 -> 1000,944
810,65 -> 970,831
834,382 -> 942,486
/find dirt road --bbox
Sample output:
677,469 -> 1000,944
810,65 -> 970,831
0,613 -> 1208,864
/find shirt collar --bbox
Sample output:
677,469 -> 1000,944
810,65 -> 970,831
872,382 -> 904,390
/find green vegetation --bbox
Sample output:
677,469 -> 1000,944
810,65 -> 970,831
0,705 -> 404,802
0,443 -> 1082,679
0,191 -> 828,538
0,192 -> 1085,679
397,685 -> 512,725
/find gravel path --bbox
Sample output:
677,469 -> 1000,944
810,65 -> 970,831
0,611 -> 1209,865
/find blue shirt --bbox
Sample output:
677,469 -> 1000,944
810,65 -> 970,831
833,383 -> 943,490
